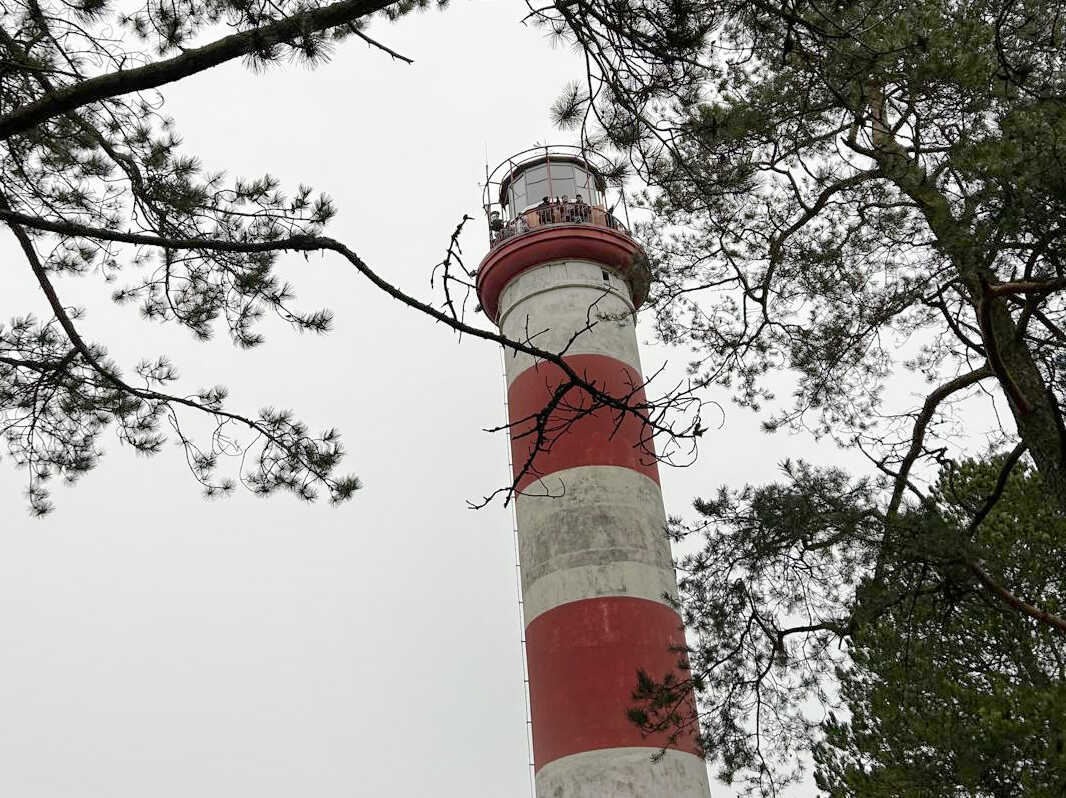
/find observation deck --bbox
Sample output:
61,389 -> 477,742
477,145 -> 650,322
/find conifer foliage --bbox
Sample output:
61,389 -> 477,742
533,0 -> 1066,793
649,456 -> 1066,795
814,459 -> 1066,797
0,0 -> 448,512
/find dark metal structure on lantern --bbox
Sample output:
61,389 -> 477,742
476,145 -> 712,797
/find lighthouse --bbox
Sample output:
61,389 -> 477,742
477,146 -> 712,797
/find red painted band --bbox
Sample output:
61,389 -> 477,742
507,354 -> 659,492
525,596 -> 702,769
476,225 -> 649,322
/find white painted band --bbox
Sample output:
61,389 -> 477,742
499,281 -> 632,329
498,260 -> 642,384
516,466 -> 677,623
535,747 -> 712,797
522,562 -> 678,626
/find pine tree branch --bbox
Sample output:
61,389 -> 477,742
350,27 -> 414,63
0,353 -> 70,373
967,441 -> 1028,534
956,441 -> 1066,634
987,277 -> 1066,297
0,205 -> 699,452
0,205 -> 322,250
966,558 -> 1066,635
1,195 -> 345,493
886,365 -> 992,519
0,0 -> 398,140
846,131 -> 1066,516
1,205 -> 704,506
321,236 -> 698,450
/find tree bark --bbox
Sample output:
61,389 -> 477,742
971,283 -> 1066,513
876,146 -> 1066,514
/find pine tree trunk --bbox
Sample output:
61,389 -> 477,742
876,147 -> 1066,514
969,284 -> 1066,514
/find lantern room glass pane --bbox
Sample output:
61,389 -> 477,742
510,182 -> 527,217
526,165 -> 549,184
526,178 -> 550,205
554,177 -> 577,199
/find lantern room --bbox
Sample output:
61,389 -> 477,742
482,145 -> 631,249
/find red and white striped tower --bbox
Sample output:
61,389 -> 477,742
478,147 -> 711,797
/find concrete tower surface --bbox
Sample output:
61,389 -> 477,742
477,147 -> 711,798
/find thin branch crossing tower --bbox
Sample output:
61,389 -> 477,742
477,146 -> 712,797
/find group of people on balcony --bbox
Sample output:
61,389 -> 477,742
489,194 -> 600,244
534,194 -> 593,224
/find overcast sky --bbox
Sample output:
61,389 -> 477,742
0,3 -> 874,796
